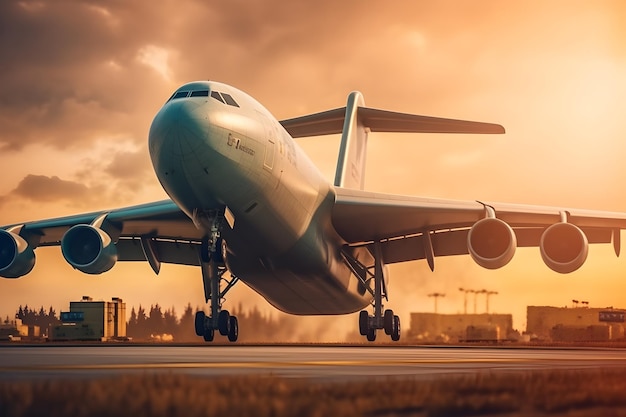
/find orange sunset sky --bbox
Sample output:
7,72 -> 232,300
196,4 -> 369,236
1,1 -> 626,337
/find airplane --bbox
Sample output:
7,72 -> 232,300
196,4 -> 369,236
2,80 -> 626,342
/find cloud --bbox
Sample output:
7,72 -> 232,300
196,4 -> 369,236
104,148 -> 153,180
137,45 -> 173,81
12,174 -> 91,202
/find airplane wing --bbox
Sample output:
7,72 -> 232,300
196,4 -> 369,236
2,200 -> 204,272
332,187 -> 626,271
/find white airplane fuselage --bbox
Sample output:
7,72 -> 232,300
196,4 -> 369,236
149,81 -> 373,314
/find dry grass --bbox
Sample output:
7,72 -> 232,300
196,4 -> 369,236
3,369 -> 626,417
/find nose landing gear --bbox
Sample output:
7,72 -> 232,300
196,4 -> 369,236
195,214 -> 240,343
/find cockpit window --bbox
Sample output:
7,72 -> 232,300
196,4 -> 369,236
210,91 -> 225,103
190,90 -> 209,97
221,93 -> 240,107
172,91 -> 190,100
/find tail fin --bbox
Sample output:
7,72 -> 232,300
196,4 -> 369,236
334,91 -> 367,190
278,93 -> 505,191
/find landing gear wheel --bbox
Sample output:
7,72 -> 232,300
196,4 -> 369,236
195,311 -> 206,337
218,310 -> 231,336
366,327 -> 376,342
227,316 -> 239,342
203,326 -> 214,342
383,309 -> 394,335
391,315 -> 401,341
359,311 -> 369,336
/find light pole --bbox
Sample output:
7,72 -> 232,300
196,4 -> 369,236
428,292 -> 446,314
485,290 -> 498,314
459,288 -> 473,315
474,289 -> 486,314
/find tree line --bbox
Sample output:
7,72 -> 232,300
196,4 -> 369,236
12,305 -> 60,332
11,302 -> 351,342
126,303 -> 333,342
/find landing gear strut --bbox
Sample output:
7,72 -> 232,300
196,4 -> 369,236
194,214 -> 239,342
350,241 -> 401,342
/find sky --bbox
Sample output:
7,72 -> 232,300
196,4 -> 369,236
1,0 -> 626,338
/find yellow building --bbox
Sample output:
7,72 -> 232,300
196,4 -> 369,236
526,306 -> 625,341
52,296 -> 126,341
409,313 -> 513,342
0,318 -> 39,341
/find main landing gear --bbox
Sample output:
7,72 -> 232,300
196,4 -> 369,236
347,241 -> 401,342
194,215 -> 239,343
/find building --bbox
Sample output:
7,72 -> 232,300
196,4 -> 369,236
0,318 -> 39,341
51,296 -> 127,341
409,313 -> 513,342
526,306 -> 625,342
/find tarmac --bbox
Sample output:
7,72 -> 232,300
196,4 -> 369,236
2,344 -> 626,381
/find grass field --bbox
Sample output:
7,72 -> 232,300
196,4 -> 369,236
3,368 -> 626,417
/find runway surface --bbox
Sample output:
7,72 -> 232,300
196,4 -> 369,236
2,345 -> 626,381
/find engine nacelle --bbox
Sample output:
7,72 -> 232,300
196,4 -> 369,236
61,225 -> 117,274
540,222 -> 588,274
467,217 -> 517,269
0,230 -> 35,278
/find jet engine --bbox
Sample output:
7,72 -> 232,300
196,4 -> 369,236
0,229 -> 35,278
540,222 -> 588,274
61,225 -> 117,274
467,217 -> 517,269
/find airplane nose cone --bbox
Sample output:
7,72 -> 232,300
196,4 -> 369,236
149,100 -> 207,161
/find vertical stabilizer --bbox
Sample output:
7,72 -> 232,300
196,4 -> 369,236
334,92 -> 368,190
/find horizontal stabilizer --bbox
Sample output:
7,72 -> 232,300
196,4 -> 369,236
280,108 -> 346,138
280,106 -> 504,138
359,108 -> 505,134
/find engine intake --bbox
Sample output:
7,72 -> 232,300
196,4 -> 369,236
540,222 -> 588,274
467,217 -> 517,269
61,225 -> 117,274
0,230 -> 35,278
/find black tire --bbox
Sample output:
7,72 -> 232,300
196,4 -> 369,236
383,309 -> 394,335
194,311 -> 206,337
203,326 -> 214,342
359,311 -> 369,336
391,315 -> 401,342
228,316 -> 239,342
218,310 -> 231,336
366,327 -> 376,342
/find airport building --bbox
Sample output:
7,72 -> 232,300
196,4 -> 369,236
408,313 -> 514,342
526,306 -> 625,342
0,319 -> 40,341
51,296 -> 127,341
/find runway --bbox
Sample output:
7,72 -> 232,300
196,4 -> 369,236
2,344 -> 626,381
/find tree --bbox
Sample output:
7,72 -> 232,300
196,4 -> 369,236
177,303 -> 196,342
128,307 -> 137,333
163,306 -> 178,336
147,304 -> 164,335
127,305 -> 149,340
